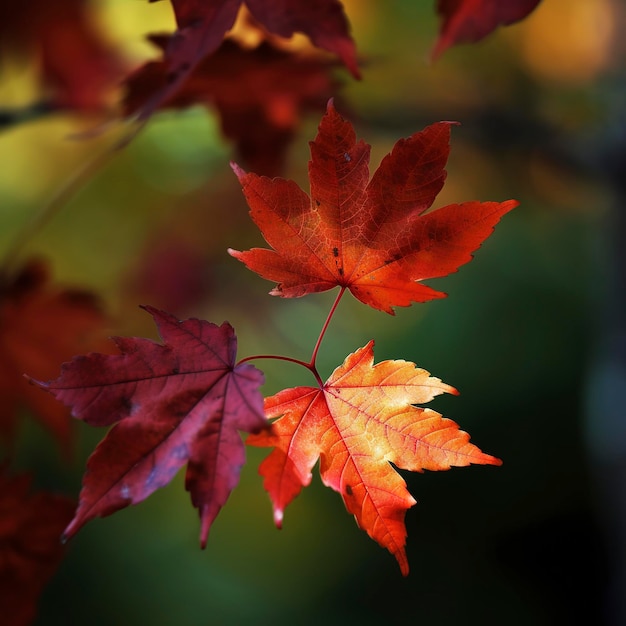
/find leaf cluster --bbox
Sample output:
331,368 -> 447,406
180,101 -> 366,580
0,1 -> 541,621
36,101 -> 514,574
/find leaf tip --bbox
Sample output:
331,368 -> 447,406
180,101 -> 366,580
138,305 -> 182,336
475,451 -> 503,467
199,516 -> 209,549
230,161 -> 246,179
138,303 -> 165,319
430,41 -> 448,63
61,517 -> 79,544
23,373 -> 44,389
273,508 -> 284,529
394,550 -> 410,577
268,286 -> 284,297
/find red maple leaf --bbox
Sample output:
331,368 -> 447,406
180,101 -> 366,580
0,260 -> 107,454
125,38 -> 339,175
32,307 -> 267,544
135,0 -> 357,119
0,0 -> 120,110
247,341 -> 501,575
229,100 -> 518,314
0,469 -> 74,626
433,0 -> 542,59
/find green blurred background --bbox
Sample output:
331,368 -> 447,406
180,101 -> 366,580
2,0 -> 624,624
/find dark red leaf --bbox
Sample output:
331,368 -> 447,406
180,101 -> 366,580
0,469 -> 74,626
0,0 -> 120,110
125,39 -> 339,175
433,0 -> 542,59
33,307 -> 266,544
0,260 -> 107,454
135,0 -> 357,119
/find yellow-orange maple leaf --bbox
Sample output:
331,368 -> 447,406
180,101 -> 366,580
247,341 -> 501,575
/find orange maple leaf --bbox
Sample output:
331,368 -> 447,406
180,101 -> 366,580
247,341 -> 501,575
229,100 -> 518,314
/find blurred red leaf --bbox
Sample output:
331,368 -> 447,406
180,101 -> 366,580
230,100 -> 517,314
127,235 -> 211,314
0,260 -> 107,454
248,341 -> 501,574
0,469 -> 74,626
433,0 -> 542,59
125,38 -> 339,175
0,0 -> 120,110
34,307 -> 267,544
136,0 -> 357,119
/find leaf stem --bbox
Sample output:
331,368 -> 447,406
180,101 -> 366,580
238,353 -> 324,387
238,287 -> 346,389
309,287 -> 345,370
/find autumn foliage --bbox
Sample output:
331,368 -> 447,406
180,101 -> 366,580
0,0 -> 119,110
0,0 -> 542,622
0,260 -> 107,454
230,104 -> 517,313
34,101 -> 514,575
36,306 -> 266,545
249,342 -> 501,576
0,469 -> 74,626
124,38 -> 339,175
129,0 -> 357,121
433,0 -> 541,59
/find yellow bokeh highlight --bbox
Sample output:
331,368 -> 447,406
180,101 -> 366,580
512,0 -> 615,84
99,0 -> 175,63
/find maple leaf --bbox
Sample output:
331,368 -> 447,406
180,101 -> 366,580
135,0 -> 357,119
433,0 -> 542,59
0,469 -> 74,626
229,100 -> 518,314
0,260 -> 107,454
124,38 -> 339,175
248,341 -> 501,575
32,307 -> 266,544
0,0 -> 120,110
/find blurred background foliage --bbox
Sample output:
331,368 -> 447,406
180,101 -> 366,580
1,0 -> 624,624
